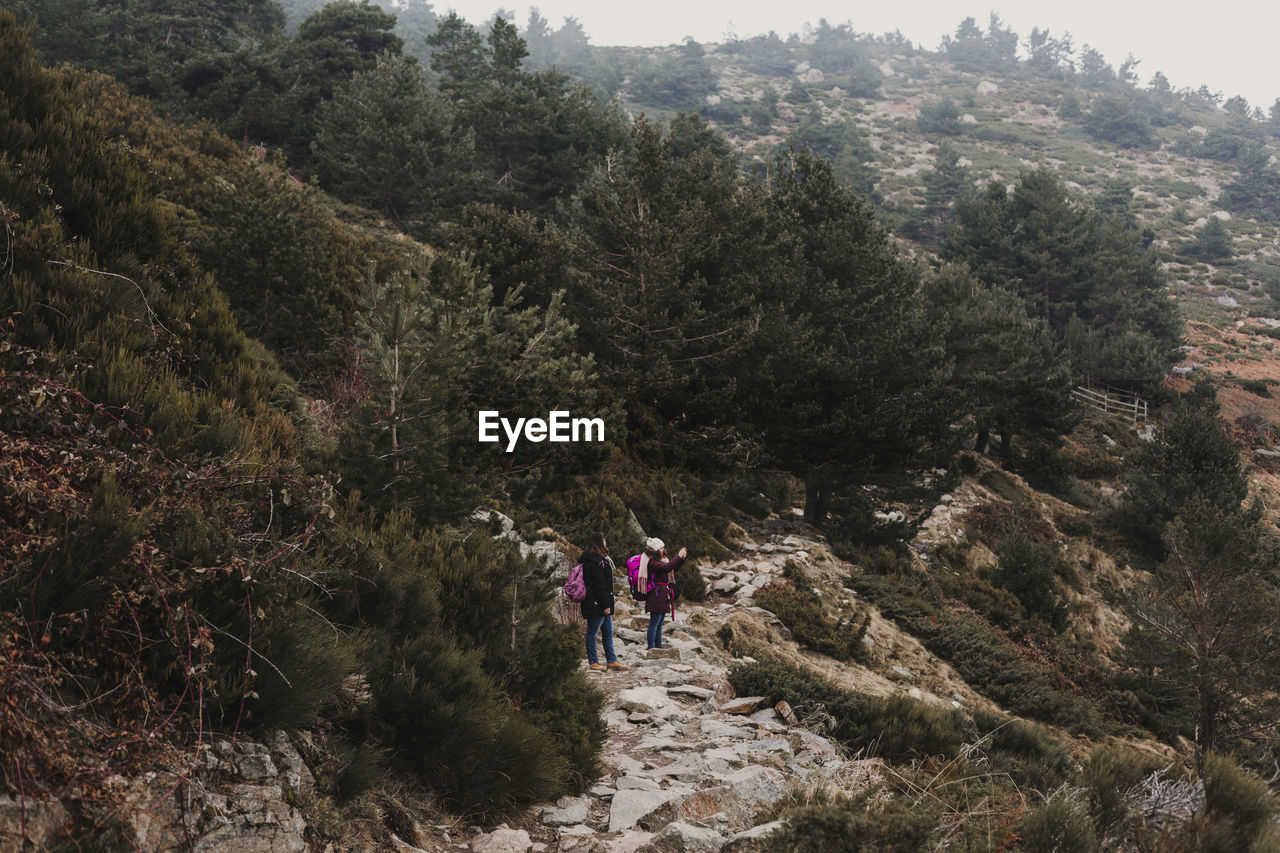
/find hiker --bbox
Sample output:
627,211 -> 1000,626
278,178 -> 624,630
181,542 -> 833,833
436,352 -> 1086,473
640,537 -> 687,650
581,532 -> 626,672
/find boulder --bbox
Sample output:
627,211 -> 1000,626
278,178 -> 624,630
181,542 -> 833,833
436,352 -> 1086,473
0,796 -> 68,849
744,737 -> 793,757
642,766 -> 789,833
609,790 -> 677,833
722,820 -> 786,853
794,729 -> 840,761
618,686 -> 684,720
712,577 -> 738,594
268,731 -> 314,794
557,825 -> 597,852
617,776 -> 661,791
607,831 -> 657,853
471,824 -> 531,853
636,821 -> 726,852
700,719 -> 748,739
541,797 -> 590,826
976,80 -> 998,95
718,696 -> 766,715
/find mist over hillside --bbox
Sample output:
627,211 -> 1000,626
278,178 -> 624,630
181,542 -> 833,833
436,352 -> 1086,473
5,2 -> 1280,849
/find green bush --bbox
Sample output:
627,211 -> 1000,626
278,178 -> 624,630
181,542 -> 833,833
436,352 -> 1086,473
971,710 -> 1074,793
1238,378 -> 1272,398
677,561 -> 708,602
763,793 -> 940,852
755,578 -> 868,662
727,660 -> 966,763
1019,796 -> 1098,853
1202,752 -> 1280,852
848,573 -> 1105,734
1086,746 -> 1167,832
992,527 -> 1069,631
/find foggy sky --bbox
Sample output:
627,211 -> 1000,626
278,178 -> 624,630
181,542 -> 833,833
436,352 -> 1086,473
437,0 -> 1278,112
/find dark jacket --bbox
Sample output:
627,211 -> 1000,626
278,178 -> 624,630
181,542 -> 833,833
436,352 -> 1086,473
644,554 -> 684,615
579,552 -> 616,619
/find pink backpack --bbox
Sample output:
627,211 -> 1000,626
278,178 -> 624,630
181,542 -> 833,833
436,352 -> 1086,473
625,554 -> 649,601
564,563 -> 586,602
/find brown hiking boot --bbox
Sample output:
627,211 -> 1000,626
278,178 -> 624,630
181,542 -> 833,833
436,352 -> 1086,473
607,661 -> 628,671
588,663 -> 605,671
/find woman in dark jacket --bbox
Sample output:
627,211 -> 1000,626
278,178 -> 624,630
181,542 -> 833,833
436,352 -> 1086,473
581,532 -> 626,671
641,537 -> 687,650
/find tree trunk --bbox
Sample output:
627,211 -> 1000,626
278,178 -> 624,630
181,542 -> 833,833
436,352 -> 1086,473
974,429 -> 990,453
804,480 -> 829,527
1198,679 -> 1219,764
999,432 -> 1012,458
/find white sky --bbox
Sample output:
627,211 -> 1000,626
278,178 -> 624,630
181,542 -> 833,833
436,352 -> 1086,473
438,0 -> 1279,112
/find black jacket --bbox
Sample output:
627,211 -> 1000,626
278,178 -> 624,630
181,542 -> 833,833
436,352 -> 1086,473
579,552 -> 616,619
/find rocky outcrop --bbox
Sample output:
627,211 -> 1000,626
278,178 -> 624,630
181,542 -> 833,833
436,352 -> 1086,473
0,732 -> 315,852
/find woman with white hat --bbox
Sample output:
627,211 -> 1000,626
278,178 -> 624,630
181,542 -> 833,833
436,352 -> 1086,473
638,537 -> 687,650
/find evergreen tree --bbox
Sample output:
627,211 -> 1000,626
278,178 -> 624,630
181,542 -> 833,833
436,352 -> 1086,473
1120,383 -> 1249,555
1126,502 -> 1280,758
1188,215 -> 1233,261
1220,150 -> 1280,222
312,52 -> 474,225
1078,45 -> 1115,87
900,143 -> 972,242
341,251 -> 596,522
944,169 -> 1178,389
428,14 -> 628,216
925,266 -> 1071,456
564,118 -> 783,464
916,96 -> 962,135
1084,95 -> 1154,148
1025,26 -> 1073,76
756,149 -> 953,525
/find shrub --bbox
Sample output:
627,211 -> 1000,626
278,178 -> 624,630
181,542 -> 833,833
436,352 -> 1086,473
1086,746 -> 1167,832
677,561 -> 708,602
727,660 -> 966,762
971,709 -> 1075,793
1202,752 -> 1280,852
762,793 -> 940,852
1019,796 -> 1098,853
754,575 -> 868,662
848,574 -> 1105,734
1238,378 -> 1272,398
992,527 -> 1069,631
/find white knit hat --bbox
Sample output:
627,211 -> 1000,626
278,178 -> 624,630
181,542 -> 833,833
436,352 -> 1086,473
645,537 -> 665,551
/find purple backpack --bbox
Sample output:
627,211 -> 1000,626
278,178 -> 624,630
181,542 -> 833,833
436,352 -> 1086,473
564,563 -> 586,602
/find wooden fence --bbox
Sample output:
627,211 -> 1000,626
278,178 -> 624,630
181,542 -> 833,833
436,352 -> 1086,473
1071,384 -> 1149,423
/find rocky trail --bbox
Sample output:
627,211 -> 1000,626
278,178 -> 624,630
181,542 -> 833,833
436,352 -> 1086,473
442,517 -> 987,853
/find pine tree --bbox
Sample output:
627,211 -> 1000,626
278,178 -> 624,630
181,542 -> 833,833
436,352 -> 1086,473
342,251 -> 595,522
1120,384 -> 1249,555
757,148 -> 953,525
565,118 -> 782,463
1126,502 -> 1280,758
312,52 -> 474,225
1189,215 -> 1232,261
925,265 -> 1071,456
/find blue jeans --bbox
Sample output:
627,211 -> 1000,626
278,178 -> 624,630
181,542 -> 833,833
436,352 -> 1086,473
585,615 -> 617,664
646,612 -> 666,649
